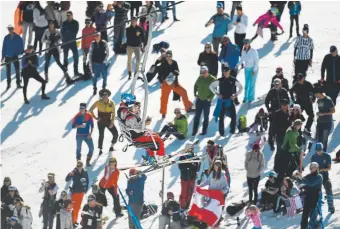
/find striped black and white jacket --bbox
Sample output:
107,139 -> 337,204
294,35 -> 314,60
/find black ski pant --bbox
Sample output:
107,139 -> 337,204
45,49 -> 67,74
289,15 -> 299,36
219,102 -> 236,135
234,32 -> 246,56
22,67 -> 46,101
268,114 -> 275,147
193,99 -> 211,134
98,122 -> 118,149
316,122 -> 332,152
100,187 -> 122,216
34,26 -> 47,53
5,56 -> 20,86
56,214 -> 61,229
300,196 -> 318,229
63,41 -> 79,74
326,83 -> 340,105
298,100 -> 314,131
43,210 -> 55,229
247,176 -> 260,203
273,134 -> 285,172
294,59 -> 310,76
277,151 -> 300,180
159,124 -> 185,139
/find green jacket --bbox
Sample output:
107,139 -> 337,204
174,115 -> 188,138
281,126 -> 300,153
194,74 -> 216,101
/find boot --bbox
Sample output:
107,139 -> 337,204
93,87 -> 97,96
6,83 -> 11,90
24,99 -> 30,104
162,114 -> 166,119
128,71 -> 132,80
86,156 -> 92,167
234,97 -> 240,105
289,33 -> 293,38
109,146 -> 114,152
74,71 -> 82,77
17,83 -> 23,89
174,17 -> 180,22
99,149 -> 103,156
45,73 -> 49,83
186,107 -> 195,113
41,94 -> 50,100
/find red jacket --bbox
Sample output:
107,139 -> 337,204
99,165 -> 120,194
81,26 -> 96,50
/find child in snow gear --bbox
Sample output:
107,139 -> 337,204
197,43 -> 218,76
311,143 -> 335,213
271,67 -> 289,91
287,1 -> 301,37
246,205 -> 262,229
260,171 -> 280,210
80,195 -> 103,229
126,169 -> 147,229
13,199 -> 33,229
88,33 -> 110,95
99,157 -> 123,217
2,24 -> 24,89
21,45 -> 50,104
59,199 -> 73,229
72,103 -> 94,164
113,1 -> 130,51
210,65 -> 243,135
248,108 -> 269,133
205,3 -> 231,54
294,24 -> 314,76
53,190 -> 69,229
2,186 -> 23,228
160,108 -> 188,140
89,89 -> 118,154
193,66 -> 216,135
65,160 -> 89,225
81,18 -> 96,80
232,5 -> 248,56
159,192 -> 182,229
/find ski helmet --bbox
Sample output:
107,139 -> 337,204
121,93 -> 136,105
309,162 -> 319,169
315,142 -> 323,152
268,171 -> 277,178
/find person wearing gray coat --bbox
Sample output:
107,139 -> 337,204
59,200 -> 73,229
245,143 -> 264,204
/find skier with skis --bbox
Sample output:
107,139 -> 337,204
289,73 -> 315,134
287,1 -> 301,38
293,162 -> 323,229
80,195 -> 103,229
91,3 -> 110,41
98,157 -> 123,218
88,33 -> 110,95
232,5 -> 248,55
260,171 -> 280,210
210,64 -> 243,135
158,50 -> 194,118
314,87 -> 335,152
113,1 -> 130,51
72,103 -> 94,164
126,169 -> 147,229
38,173 -> 58,229
321,45 -> 340,105
270,67 -> 289,91
192,66 -> 216,136
248,108 -> 269,133
294,24 -> 314,76
197,43 -> 218,77
159,192 -> 181,229
65,160 -> 89,227
311,142 -> 335,214
21,45 -> 50,104
59,199 -> 73,229
159,108 -> 188,140
205,2 -> 231,54
13,199 -> 33,229
89,89 -> 118,154
53,190 -> 69,229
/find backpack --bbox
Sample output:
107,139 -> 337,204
140,204 -> 158,219
152,41 -> 170,53
238,115 -> 248,132
226,200 -> 249,216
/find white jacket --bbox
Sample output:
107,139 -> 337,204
41,29 -> 62,50
200,171 -> 229,194
60,209 -> 73,229
13,206 -> 33,229
139,5 -> 158,24
239,47 -> 259,72
232,14 -> 248,34
33,8 -> 48,28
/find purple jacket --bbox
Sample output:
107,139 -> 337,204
92,11 -> 108,30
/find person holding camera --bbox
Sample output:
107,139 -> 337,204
159,192 -> 181,229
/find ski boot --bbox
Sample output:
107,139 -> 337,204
6,83 -> 11,90
98,149 -> 103,156
16,83 -> 23,89
128,71 -> 132,80
162,114 -> 166,119
93,87 -> 97,96
174,17 -> 180,22
234,97 -> 240,105
24,99 -> 30,104
86,156 -> 92,167
109,145 -> 114,152
41,94 -> 50,100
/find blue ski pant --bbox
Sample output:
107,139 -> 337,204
92,63 -> 108,89
193,99 -> 211,134
162,1 -> 176,20
76,135 -> 94,159
316,122 -> 332,152
243,67 -> 257,102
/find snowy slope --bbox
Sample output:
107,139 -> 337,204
1,1 -> 340,229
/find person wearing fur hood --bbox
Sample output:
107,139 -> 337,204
13,199 -> 33,229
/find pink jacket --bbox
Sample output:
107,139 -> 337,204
248,212 -> 262,228
254,12 -> 283,31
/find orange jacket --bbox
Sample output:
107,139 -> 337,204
99,165 -> 120,193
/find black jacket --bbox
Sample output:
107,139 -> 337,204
126,26 -> 144,47
94,191 -> 107,207
178,155 -> 199,181
8,223 -> 23,229
161,199 -> 181,222
52,198 -> 64,215
1,185 -> 10,202
290,81 -> 315,103
218,76 -> 238,99
271,74 -> 289,91
197,51 -> 218,76
81,204 -> 102,229
272,109 -> 290,137
2,194 -> 23,219
158,60 -> 179,83
265,88 -> 290,113
113,2 -> 130,23
321,54 -> 340,84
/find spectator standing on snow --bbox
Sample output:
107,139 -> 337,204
139,1 -> 158,46
18,1 -> 35,48
287,1 -> 301,38
192,66 -> 216,136
321,45 -> 340,105
205,2 -> 231,54
65,160 -> 89,227
311,143 -> 335,214
88,33 -> 110,95
89,89 -> 118,154
126,169 -> 147,229
81,18 -> 96,74
314,87 -> 335,153
13,199 -> 33,229
1,177 -> 11,202
53,190 -> 69,229
232,5 -> 248,55
71,103 -> 94,165
126,17 -> 145,80
81,195 -> 103,229
44,2 -> 61,27
99,157 -> 123,217
159,192 -> 181,229
61,11 -> 80,77
128,1 -> 142,19
39,173 -> 58,229
245,143 -> 265,205
159,108 -> 188,140
197,43 -> 218,77
91,3 -> 109,41
2,24 -> 24,89
33,2 -> 48,53
161,1 -> 180,23
290,73 -> 315,134
270,67 -> 289,91
59,199 -> 73,229
294,24 -> 314,76
113,1 -> 130,51
237,38 -> 259,104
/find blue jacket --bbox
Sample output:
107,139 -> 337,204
61,19 -> 79,42
126,174 -> 147,205
210,13 -> 231,38
218,42 -> 239,69
288,1 -> 301,16
65,168 -> 89,193
72,112 -> 94,136
213,98 -> 232,122
2,33 -> 24,59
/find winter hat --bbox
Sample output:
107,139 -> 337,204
330,45 -> 337,53
276,67 -> 283,73
79,103 -> 87,109
268,171 -> 277,178
252,143 -> 260,151
293,104 -> 301,110
216,2 -> 223,9
314,86 -> 324,94
293,119 -> 303,126
166,50 -> 173,56
273,78 -> 281,85
310,162 -> 319,169
315,142 -> 324,151
8,186 -> 17,191
167,192 -> 175,199
297,73 -> 306,80
259,108 -> 264,113
281,99 -> 289,105
243,38 -> 251,44
200,66 -> 209,73
4,177 -> 11,183
10,216 -> 18,222
222,64 -> 230,72
87,194 -> 96,202
129,168 -> 137,176
174,108 -> 181,114
236,5 -> 242,11
303,24 -> 309,33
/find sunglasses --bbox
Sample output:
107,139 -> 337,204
4,180 -> 10,182
9,190 -> 15,192
67,14 -> 72,17
205,46 -> 211,49
276,71 -> 282,73
166,55 -> 172,57
77,163 -> 83,167
109,161 -> 116,164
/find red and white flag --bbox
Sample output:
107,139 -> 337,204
188,185 -> 225,226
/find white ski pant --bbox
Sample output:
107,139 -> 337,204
159,215 -> 181,229
22,22 -> 34,48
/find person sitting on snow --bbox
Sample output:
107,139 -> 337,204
159,108 -> 188,140
248,108 -> 269,134
260,171 -> 280,211
159,192 -> 181,229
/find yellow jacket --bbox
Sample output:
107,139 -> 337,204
89,99 -> 115,125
